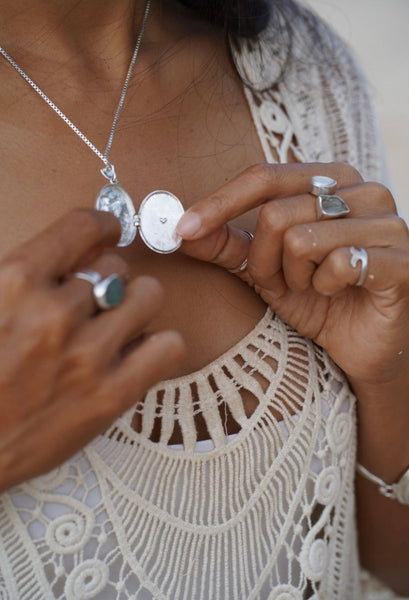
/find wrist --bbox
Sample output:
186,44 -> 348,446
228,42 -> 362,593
351,378 -> 409,483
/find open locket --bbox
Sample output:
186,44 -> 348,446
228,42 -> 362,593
96,184 -> 185,252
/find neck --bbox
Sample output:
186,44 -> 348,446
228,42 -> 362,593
0,0 -> 199,80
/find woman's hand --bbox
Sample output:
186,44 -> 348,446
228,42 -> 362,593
0,209 -> 185,492
176,162 -> 409,387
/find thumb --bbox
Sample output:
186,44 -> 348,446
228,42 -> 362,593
178,223 -> 252,272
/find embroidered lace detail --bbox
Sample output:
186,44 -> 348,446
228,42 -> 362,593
232,12 -> 386,181
130,308 -> 287,451
0,310 -> 361,599
243,86 -> 305,164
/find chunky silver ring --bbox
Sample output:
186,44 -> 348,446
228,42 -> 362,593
228,230 -> 254,274
310,175 -> 337,197
73,269 -> 125,310
316,194 -> 350,220
349,247 -> 368,287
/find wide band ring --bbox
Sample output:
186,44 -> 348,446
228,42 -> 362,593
228,230 -> 254,274
316,194 -> 350,220
72,269 -> 125,310
349,247 -> 368,287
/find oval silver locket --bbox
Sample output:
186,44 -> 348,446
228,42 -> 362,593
96,185 -> 184,253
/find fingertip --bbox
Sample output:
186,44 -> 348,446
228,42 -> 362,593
176,211 -> 202,239
129,275 -> 165,310
149,329 -> 187,368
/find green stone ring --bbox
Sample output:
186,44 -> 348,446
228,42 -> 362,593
73,270 -> 125,310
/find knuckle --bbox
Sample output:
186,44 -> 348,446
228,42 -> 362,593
257,204 -> 276,232
364,182 -> 397,212
258,198 -> 300,235
245,162 -> 278,185
327,249 -> 348,277
0,258 -> 33,294
389,215 -> 409,238
283,225 -> 312,259
207,191 -> 233,215
258,203 -> 285,234
62,343 -> 98,378
23,296 -> 72,354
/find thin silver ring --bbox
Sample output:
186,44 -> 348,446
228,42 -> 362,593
349,247 -> 368,287
228,230 -> 254,274
72,269 -> 125,310
73,269 -> 101,286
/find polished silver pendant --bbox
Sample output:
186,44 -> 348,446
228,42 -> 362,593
96,184 -> 137,246
137,190 -> 184,253
96,185 -> 184,252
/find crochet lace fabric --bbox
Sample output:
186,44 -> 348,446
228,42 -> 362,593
1,311 -> 361,599
0,9 -> 401,600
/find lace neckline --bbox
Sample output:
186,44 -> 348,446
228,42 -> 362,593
112,307 -> 320,455
146,307 -> 272,390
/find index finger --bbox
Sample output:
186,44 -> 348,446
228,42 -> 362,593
4,209 -> 122,280
176,162 -> 362,239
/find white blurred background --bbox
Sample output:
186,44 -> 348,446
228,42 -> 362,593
307,0 -> 409,220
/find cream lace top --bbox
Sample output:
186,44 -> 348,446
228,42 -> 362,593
0,8 -> 404,600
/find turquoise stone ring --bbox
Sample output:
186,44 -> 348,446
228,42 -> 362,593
93,274 -> 124,310
72,270 -> 125,310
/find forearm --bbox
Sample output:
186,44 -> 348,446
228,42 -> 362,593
351,375 -> 409,596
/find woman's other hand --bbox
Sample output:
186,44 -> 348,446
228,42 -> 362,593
0,209 -> 185,492
176,162 -> 409,388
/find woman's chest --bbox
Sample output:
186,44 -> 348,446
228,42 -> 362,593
0,61 -> 265,253
0,64 -> 268,381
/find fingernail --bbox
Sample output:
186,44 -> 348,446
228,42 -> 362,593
255,285 -> 284,302
176,212 -> 202,238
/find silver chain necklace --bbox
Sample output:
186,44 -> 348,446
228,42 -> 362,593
0,0 -> 184,253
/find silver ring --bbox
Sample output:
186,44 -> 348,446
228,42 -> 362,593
349,247 -> 368,287
72,269 -> 125,310
310,175 -> 337,197
228,230 -> 254,274
316,194 -> 350,220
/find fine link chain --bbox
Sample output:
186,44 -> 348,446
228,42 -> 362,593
0,0 -> 151,183
103,0 -> 151,161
